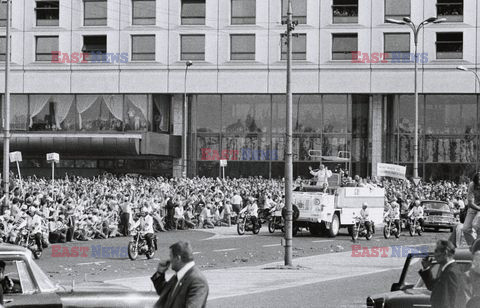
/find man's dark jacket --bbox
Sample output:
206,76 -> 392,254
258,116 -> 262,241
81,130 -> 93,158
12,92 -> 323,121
151,266 -> 208,308
419,262 -> 469,308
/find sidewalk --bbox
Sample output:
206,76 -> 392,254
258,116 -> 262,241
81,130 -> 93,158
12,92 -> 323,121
106,245 -> 417,300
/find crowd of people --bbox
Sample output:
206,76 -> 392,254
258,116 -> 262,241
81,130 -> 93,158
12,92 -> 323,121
0,170 -> 474,252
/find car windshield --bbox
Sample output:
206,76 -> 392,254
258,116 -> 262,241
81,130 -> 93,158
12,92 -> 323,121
423,202 -> 450,211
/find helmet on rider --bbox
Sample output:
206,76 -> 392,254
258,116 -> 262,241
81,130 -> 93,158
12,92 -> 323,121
362,202 -> 368,209
28,206 -> 36,216
140,207 -> 148,216
414,200 -> 421,206
391,201 -> 398,208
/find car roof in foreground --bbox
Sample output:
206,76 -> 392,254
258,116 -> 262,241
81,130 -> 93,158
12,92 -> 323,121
0,243 -> 31,256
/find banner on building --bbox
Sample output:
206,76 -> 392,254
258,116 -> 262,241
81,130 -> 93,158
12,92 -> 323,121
377,163 -> 406,180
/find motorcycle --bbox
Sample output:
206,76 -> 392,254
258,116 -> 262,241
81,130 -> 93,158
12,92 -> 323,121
383,217 -> 400,239
268,215 -> 284,234
351,217 -> 374,241
128,227 -> 158,260
17,229 -> 42,259
408,217 -> 422,237
237,212 -> 261,235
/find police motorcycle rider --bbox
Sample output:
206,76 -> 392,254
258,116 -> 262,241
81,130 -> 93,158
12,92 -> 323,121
408,200 -> 424,230
359,202 -> 373,236
384,201 -> 401,233
18,206 -> 44,252
131,207 -> 155,253
239,197 -> 259,230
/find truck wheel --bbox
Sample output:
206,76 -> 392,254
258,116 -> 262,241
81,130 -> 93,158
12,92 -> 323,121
328,214 -> 340,237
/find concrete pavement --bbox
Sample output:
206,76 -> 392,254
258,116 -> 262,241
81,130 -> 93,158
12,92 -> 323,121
106,226 -> 431,301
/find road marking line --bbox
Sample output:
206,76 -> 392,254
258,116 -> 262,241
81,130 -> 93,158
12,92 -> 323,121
312,240 -> 334,243
76,261 -> 106,266
213,248 -> 238,252
193,252 -> 201,255
262,244 -> 281,247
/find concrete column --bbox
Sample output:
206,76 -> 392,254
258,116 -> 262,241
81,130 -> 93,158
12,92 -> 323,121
371,95 -> 383,177
171,95 -> 183,178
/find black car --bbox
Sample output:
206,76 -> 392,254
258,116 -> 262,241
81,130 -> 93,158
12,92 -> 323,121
366,249 -> 472,308
0,244 -> 157,307
421,200 -> 457,232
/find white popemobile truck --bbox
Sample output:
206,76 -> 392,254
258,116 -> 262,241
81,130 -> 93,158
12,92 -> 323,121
280,152 -> 385,237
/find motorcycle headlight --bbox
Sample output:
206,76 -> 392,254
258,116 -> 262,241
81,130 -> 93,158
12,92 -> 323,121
21,229 -> 28,235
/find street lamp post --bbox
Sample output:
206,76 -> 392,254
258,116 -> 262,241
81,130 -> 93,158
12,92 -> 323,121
2,0 -> 11,214
183,61 -> 193,178
385,17 -> 445,182
457,66 -> 480,90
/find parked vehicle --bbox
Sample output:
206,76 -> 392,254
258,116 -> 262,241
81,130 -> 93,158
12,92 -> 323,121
128,227 -> 157,260
16,229 -> 42,259
421,200 -> 456,232
237,212 -> 261,235
351,217 -> 374,241
366,249 -> 472,308
0,244 -> 157,307
383,217 -> 400,239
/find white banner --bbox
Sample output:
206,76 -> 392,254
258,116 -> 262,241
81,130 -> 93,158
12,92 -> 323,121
9,151 -> 22,163
377,163 -> 406,180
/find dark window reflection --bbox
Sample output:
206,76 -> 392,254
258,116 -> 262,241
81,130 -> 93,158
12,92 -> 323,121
222,95 -> 270,133
152,94 -> 170,133
323,95 -> 348,133
195,95 -> 220,133
425,95 -> 475,135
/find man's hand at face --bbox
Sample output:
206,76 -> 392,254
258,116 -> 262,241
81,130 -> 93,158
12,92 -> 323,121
421,257 -> 433,270
157,260 -> 170,274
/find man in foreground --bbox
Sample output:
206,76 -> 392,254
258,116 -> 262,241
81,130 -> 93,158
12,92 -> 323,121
419,239 -> 468,308
151,241 -> 209,308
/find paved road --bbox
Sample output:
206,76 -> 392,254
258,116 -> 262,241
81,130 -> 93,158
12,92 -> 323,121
35,225 -> 450,306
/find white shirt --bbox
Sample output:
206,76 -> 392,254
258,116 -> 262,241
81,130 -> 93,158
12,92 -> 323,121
174,207 -> 184,219
231,195 -> 242,205
408,206 -> 424,218
310,168 -> 332,186
441,260 -> 455,273
28,215 -> 43,234
176,261 -> 195,282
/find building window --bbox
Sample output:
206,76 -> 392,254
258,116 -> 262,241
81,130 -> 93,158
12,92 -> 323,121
181,0 -> 205,25
131,35 -> 155,61
436,32 -> 463,59
84,0 -> 107,26
437,0 -> 463,22
332,0 -> 358,24
230,34 -> 255,60
231,0 -> 255,25
281,33 -> 306,60
385,0 -> 410,20
0,36 -> 5,61
132,0 -> 155,25
36,1 -> 59,26
181,34 -> 205,60
332,33 -> 357,60
82,35 -> 107,61
384,33 -> 410,59
0,2 -> 6,27
36,36 -> 58,61
281,0 -> 306,24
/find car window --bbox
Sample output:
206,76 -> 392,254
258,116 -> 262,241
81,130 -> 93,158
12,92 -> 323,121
423,202 -> 449,211
402,257 -> 426,286
2,260 -> 22,294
